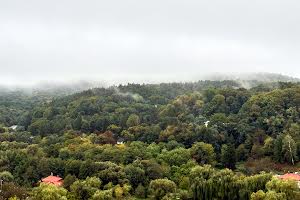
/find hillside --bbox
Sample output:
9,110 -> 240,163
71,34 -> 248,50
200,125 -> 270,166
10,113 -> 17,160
0,79 -> 300,199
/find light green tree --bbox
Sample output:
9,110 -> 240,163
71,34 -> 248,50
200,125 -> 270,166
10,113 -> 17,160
126,114 -> 140,127
263,137 -> 274,156
149,179 -> 177,200
251,190 -> 286,200
90,190 -> 113,200
70,176 -> 101,200
0,171 -> 14,182
266,177 -> 300,200
190,142 -> 216,165
31,183 -> 68,200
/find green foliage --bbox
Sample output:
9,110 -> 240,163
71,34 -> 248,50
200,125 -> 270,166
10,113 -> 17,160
0,127 -> 6,133
72,116 -> 82,131
266,177 -> 300,200
63,174 -> 77,190
190,142 -> 216,165
251,190 -> 287,200
149,179 -> 177,200
250,177 -> 300,200
113,184 -> 131,199
274,134 -> 284,162
124,164 -> 145,187
69,177 -> 101,200
263,137 -> 274,156
126,114 -> 140,127
0,182 -> 28,200
135,184 -> 146,198
190,165 -> 274,200
0,171 -> 14,182
31,183 -> 68,200
90,189 -> 113,200
220,144 -> 236,169
282,135 -> 297,165
158,147 -> 191,166
1,82 -> 300,199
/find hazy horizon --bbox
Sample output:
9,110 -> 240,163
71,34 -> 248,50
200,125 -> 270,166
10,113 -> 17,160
0,72 -> 298,91
1,1 -> 300,85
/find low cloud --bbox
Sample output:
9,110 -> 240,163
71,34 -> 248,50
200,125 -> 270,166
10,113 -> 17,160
1,0 -> 300,84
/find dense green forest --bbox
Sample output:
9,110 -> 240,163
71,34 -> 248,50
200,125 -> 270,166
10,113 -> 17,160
0,80 -> 300,199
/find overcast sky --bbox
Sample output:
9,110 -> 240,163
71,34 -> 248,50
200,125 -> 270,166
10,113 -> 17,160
1,0 -> 300,85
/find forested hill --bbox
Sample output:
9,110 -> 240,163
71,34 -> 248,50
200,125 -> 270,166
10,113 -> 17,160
1,80 -> 300,199
15,81 -> 300,162
0,80 -> 238,127
15,80 -> 242,133
4,80 -> 298,144
0,72 -> 298,127
0,90 -> 52,127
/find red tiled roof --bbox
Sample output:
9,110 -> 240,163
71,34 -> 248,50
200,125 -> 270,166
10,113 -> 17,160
279,173 -> 300,181
42,175 -> 62,182
41,175 -> 63,186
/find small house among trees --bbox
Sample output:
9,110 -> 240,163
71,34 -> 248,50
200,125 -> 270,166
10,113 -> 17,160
41,173 -> 63,186
279,173 -> 300,188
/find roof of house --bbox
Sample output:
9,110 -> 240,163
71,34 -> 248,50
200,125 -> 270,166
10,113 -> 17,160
279,173 -> 300,181
41,175 -> 63,186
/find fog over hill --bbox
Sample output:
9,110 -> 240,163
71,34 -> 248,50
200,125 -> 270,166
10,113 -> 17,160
2,2 -> 300,199
202,72 -> 300,82
0,72 -> 299,95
